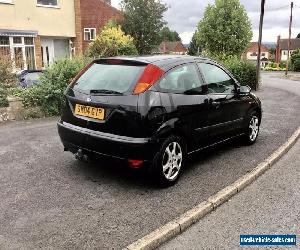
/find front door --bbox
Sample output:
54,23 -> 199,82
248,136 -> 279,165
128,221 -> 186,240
41,38 -> 54,68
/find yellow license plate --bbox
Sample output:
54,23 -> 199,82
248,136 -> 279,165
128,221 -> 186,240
75,104 -> 105,120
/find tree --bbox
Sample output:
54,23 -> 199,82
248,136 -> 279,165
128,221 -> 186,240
121,0 -> 168,54
297,33 -> 300,38
159,26 -> 181,43
188,31 -> 202,56
197,0 -> 252,57
88,25 -> 138,57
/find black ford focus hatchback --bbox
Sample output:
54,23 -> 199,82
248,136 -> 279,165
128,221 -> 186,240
58,55 -> 262,186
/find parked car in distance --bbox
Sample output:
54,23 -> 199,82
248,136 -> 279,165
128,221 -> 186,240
57,55 -> 262,186
17,70 -> 43,88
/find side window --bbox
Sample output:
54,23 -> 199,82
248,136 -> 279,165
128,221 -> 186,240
37,0 -> 58,6
158,64 -> 204,94
84,28 -> 96,41
198,63 -> 236,94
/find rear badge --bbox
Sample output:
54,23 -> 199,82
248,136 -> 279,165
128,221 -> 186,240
86,97 -> 92,102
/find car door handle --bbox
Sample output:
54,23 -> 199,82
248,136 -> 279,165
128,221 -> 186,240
211,101 -> 221,108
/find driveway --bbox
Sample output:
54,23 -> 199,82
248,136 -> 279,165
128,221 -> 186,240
0,76 -> 299,249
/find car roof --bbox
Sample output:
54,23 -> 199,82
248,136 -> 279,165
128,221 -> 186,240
105,55 -> 215,71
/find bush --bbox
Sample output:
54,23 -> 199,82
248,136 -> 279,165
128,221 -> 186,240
291,50 -> 300,72
0,84 -> 9,107
0,56 -> 17,87
88,25 -> 138,58
10,57 -> 85,116
264,66 -> 285,71
7,87 -> 23,97
268,62 -> 276,68
219,57 -> 258,90
279,61 -> 286,69
292,58 -> 300,72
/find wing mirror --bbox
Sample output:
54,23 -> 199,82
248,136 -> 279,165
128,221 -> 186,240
238,85 -> 251,96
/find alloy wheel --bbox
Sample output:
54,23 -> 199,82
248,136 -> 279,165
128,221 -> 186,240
249,116 -> 259,141
162,142 -> 183,181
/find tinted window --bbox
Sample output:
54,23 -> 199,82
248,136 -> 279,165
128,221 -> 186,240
73,63 -> 145,94
158,64 -> 204,94
24,72 -> 42,86
198,63 -> 235,94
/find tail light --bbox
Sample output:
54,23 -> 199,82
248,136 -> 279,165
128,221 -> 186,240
128,159 -> 144,168
133,64 -> 164,95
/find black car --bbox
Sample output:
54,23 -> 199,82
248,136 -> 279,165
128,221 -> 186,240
58,55 -> 262,186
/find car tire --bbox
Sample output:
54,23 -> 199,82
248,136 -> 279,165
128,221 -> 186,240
243,111 -> 260,145
150,135 -> 186,187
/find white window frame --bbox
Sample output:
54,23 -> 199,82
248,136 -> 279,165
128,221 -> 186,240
36,0 -> 59,8
84,28 -> 96,41
0,0 -> 13,4
0,36 -> 36,71
0,36 -> 11,60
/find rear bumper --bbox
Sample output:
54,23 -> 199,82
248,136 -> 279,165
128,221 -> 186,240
57,121 -> 157,160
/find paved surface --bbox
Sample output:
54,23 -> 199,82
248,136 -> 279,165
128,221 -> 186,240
160,72 -> 300,250
160,140 -> 300,250
262,72 -> 300,96
0,75 -> 300,249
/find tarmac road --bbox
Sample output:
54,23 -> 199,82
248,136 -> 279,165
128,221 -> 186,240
160,138 -> 300,250
0,76 -> 299,249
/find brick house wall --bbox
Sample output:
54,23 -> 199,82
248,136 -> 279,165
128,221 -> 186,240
174,43 -> 187,54
73,0 -> 83,56
34,36 -> 43,69
74,0 -> 122,55
157,41 -> 187,55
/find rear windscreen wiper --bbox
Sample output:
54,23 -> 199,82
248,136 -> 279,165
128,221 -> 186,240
90,89 -> 123,95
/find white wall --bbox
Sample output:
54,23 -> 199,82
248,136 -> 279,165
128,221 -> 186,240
0,0 -> 75,37
281,50 -> 294,61
246,52 -> 269,60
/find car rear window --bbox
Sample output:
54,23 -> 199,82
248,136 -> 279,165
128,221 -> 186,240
73,62 -> 146,94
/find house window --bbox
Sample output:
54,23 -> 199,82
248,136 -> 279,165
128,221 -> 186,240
24,37 -> 34,45
84,28 -> 96,41
0,36 -> 10,57
261,53 -> 265,57
0,36 -> 36,70
13,37 -> 22,44
14,47 -> 24,69
250,52 -> 257,57
37,0 -> 58,6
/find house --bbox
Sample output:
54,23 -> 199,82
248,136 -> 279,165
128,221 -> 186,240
156,41 -> 187,55
74,0 -> 122,55
242,42 -> 270,67
0,0 -> 121,71
275,35 -> 300,62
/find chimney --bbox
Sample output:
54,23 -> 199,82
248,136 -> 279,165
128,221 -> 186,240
275,35 -> 281,63
104,0 -> 111,4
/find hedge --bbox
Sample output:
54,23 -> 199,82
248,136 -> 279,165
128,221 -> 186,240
220,57 -> 258,90
291,49 -> 300,72
0,84 -> 9,107
13,57 -> 85,116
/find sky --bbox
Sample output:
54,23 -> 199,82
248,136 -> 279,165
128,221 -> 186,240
111,0 -> 300,44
